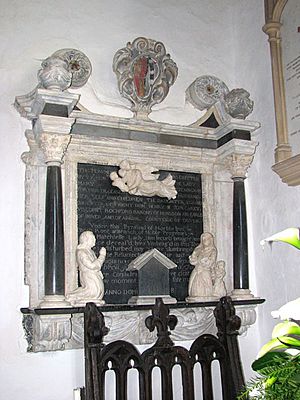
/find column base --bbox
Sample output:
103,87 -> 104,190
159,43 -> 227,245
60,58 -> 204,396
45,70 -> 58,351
39,295 -> 71,308
128,295 -> 177,305
230,289 -> 255,300
68,299 -> 105,307
186,295 -> 218,303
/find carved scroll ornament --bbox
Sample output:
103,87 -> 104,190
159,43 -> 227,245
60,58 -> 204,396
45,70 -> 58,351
15,48 -> 92,120
113,37 -> 178,119
186,75 -> 254,120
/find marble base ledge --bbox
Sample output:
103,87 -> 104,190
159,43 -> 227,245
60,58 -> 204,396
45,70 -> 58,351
21,299 -> 264,352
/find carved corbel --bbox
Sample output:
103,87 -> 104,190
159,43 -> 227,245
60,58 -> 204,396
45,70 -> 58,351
21,130 -> 44,167
23,314 -> 72,352
236,306 -> 257,336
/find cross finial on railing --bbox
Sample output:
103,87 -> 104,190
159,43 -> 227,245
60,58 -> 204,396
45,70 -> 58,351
145,298 -> 178,347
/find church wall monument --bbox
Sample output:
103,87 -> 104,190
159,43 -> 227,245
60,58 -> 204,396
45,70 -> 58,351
15,41 -> 261,351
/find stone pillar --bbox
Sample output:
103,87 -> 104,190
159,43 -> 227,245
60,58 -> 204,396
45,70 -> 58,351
14,49 -> 91,309
263,21 -> 292,164
230,154 -> 254,299
35,116 -> 75,307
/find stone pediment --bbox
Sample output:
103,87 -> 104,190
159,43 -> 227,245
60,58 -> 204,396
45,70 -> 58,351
127,248 -> 177,271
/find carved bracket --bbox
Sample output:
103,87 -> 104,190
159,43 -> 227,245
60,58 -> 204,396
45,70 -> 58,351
21,303 -> 259,352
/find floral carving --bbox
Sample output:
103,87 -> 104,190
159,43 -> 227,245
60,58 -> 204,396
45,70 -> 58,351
37,49 -> 92,91
51,48 -> 92,88
229,154 -> 254,178
224,88 -> 254,119
186,75 -> 229,111
39,133 -> 71,164
113,37 -> 178,119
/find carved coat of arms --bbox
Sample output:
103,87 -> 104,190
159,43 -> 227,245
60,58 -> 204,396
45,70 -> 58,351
113,37 -> 178,119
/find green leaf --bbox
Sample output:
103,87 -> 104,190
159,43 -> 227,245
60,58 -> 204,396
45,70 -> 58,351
272,321 -> 300,339
277,336 -> 300,349
257,338 -> 287,358
252,351 -> 290,372
261,227 -> 300,250
257,335 -> 300,358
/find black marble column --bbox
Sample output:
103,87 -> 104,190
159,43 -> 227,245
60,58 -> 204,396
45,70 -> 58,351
44,166 -> 65,296
233,177 -> 249,290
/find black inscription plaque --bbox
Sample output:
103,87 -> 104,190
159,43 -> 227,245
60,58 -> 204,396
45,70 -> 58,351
77,163 -> 203,304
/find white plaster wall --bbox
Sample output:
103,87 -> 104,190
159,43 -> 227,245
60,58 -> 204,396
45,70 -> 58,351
232,0 -> 300,381
1,0 -> 298,399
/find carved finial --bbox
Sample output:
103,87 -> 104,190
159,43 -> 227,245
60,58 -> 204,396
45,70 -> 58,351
38,56 -> 72,91
186,75 -> 229,111
84,302 -> 109,346
113,37 -> 178,120
38,48 -> 92,91
15,48 -> 91,120
224,88 -> 254,120
186,75 -> 254,122
51,48 -> 92,88
145,298 -> 177,347
214,296 -> 241,342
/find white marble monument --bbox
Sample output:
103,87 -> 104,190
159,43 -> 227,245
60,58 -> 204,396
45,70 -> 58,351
186,232 -> 227,302
15,44 -> 261,352
66,231 -> 106,306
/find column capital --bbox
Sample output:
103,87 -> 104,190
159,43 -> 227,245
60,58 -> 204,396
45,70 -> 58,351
262,21 -> 282,41
217,137 -> 257,179
38,133 -> 71,166
228,153 -> 254,179
33,115 -> 75,165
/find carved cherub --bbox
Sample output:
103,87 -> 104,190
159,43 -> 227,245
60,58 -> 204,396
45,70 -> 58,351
212,260 -> 227,298
110,159 -> 177,200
